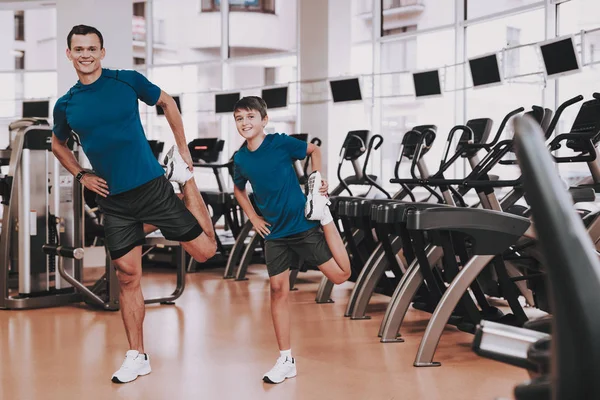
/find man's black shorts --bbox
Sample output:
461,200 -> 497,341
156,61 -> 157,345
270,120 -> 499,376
96,175 -> 202,259
264,226 -> 333,277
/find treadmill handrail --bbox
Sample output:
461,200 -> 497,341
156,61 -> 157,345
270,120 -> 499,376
487,107 -> 525,147
545,94 -> 584,139
362,135 -> 391,199
549,132 -> 597,163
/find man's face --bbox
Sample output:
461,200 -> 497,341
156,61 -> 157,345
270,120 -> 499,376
234,108 -> 267,140
66,33 -> 105,76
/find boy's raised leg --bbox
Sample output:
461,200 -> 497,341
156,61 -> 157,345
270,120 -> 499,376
317,210 -> 351,284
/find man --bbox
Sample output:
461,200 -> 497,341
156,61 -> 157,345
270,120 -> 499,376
52,25 -> 217,384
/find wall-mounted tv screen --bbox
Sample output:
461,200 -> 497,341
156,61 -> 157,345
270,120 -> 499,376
413,69 -> 442,98
22,100 -> 49,118
261,86 -> 288,109
538,36 -> 580,79
329,77 -> 362,103
215,92 -> 241,113
469,53 -> 502,88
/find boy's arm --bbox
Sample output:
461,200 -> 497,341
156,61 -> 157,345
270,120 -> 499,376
156,90 -> 193,170
306,143 -> 328,194
233,186 -> 271,238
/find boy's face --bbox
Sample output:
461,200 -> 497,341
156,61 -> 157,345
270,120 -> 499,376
67,33 -> 105,76
234,108 -> 268,140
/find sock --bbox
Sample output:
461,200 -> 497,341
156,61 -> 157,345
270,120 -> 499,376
280,349 -> 292,361
321,204 -> 333,226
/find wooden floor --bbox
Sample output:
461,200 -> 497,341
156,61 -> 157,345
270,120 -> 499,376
0,264 -> 527,400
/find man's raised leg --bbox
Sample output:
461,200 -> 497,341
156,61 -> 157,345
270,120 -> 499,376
179,178 -> 217,262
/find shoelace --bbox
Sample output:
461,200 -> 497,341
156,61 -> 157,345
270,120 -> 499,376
119,355 -> 140,371
269,357 -> 292,374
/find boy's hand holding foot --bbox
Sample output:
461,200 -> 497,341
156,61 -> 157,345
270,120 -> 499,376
305,171 -> 333,225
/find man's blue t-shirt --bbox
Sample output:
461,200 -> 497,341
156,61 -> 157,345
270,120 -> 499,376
233,133 -> 319,240
53,68 -> 165,195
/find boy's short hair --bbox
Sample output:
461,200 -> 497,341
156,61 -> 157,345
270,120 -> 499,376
233,96 -> 268,119
67,25 -> 104,49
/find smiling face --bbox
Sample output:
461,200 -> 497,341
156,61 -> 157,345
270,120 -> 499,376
234,108 -> 268,141
66,33 -> 105,78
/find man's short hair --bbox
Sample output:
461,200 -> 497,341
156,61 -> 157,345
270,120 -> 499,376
233,96 -> 268,119
67,25 -> 104,49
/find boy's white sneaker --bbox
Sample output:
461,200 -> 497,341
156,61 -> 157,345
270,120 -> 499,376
263,356 -> 297,384
305,171 -> 330,221
164,145 -> 193,184
111,350 -> 152,384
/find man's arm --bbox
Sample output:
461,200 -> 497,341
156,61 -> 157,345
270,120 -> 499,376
233,186 -> 271,238
306,143 -> 322,172
51,135 -> 84,176
155,90 -> 193,169
51,135 -> 109,197
306,143 -> 328,194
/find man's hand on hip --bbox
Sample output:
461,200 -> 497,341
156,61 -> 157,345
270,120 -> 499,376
81,173 -> 110,197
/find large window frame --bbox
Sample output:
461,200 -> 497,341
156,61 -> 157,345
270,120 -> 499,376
200,0 -> 275,14
14,11 -> 24,41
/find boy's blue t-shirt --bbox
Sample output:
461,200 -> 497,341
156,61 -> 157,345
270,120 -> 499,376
233,133 -> 319,240
53,68 -> 165,195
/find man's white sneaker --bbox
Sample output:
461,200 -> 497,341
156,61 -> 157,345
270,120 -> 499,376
305,171 -> 329,221
263,356 -> 297,384
164,145 -> 193,184
111,350 -> 152,384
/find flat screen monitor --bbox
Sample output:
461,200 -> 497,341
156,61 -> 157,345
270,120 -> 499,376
22,100 -> 49,118
215,92 -> 240,113
538,36 -> 580,79
469,53 -> 502,88
261,86 -> 288,109
329,78 -> 362,103
290,133 -> 308,142
157,95 -> 181,115
188,138 -> 224,163
412,70 -> 442,98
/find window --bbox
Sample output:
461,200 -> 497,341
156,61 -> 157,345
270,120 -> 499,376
465,9 -> 545,180
383,0 -> 423,9
134,57 -> 146,65
133,1 -> 145,17
14,11 -> 24,41
555,0 -> 600,180
380,29 -> 456,186
201,0 -> 275,13
506,26 -> 521,77
264,67 -> 276,85
383,24 -> 417,37
15,51 -> 25,70
382,0 -> 451,35
466,0 -> 541,20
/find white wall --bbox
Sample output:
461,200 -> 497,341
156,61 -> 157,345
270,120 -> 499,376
24,8 -> 56,70
0,11 -> 14,71
56,0 -> 133,94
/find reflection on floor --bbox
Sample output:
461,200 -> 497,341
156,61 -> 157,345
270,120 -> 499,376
0,264 -> 527,400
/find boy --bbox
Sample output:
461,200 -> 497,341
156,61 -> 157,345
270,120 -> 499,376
232,96 -> 351,384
